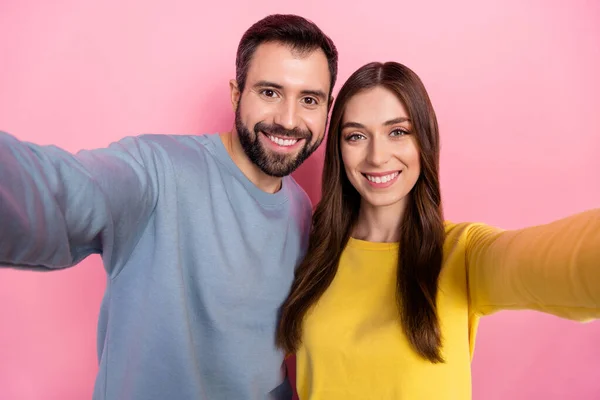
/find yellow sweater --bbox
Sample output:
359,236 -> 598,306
295,209 -> 600,400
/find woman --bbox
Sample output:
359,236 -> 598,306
276,61 -> 599,399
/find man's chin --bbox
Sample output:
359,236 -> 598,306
256,152 -> 303,178
241,136 -> 309,177
260,158 -> 301,178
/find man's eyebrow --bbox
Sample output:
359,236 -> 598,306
301,89 -> 327,100
253,81 -> 283,89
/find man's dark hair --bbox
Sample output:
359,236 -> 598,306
236,14 -> 338,97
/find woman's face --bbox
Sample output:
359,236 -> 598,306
340,86 -> 421,211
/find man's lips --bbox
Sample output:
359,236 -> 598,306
261,131 -> 307,147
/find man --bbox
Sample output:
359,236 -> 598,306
0,14 -> 337,399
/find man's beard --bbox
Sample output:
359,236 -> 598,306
235,106 -> 324,177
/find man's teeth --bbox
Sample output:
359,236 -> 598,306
366,172 -> 399,184
268,135 -> 298,147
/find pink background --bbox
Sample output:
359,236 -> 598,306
1,0 -> 599,399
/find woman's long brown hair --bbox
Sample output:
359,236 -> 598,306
276,61 -> 446,362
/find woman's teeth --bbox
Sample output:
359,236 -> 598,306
365,172 -> 399,183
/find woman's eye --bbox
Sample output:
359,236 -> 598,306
390,129 -> 409,137
346,133 -> 365,141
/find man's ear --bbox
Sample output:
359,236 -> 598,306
328,95 -> 335,112
230,79 -> 241,111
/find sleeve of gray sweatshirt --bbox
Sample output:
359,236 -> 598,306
0,131 -> 159,277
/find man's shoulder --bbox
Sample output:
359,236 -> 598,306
127,133 -> 221,164
284,175 -> 313,215
135,133 -> 213,152
285,175 -> 309,198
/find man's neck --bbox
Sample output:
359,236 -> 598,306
219,130 -> 283,194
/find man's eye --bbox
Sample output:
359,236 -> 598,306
261,89 -> 277,98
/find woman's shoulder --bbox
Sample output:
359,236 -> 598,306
443,220 -> 501,246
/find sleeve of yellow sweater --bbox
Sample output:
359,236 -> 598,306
465,208 -> 600,321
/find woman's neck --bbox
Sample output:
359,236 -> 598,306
352,198 -> 407,243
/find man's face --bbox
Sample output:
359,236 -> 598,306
233,42 -> 331,177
